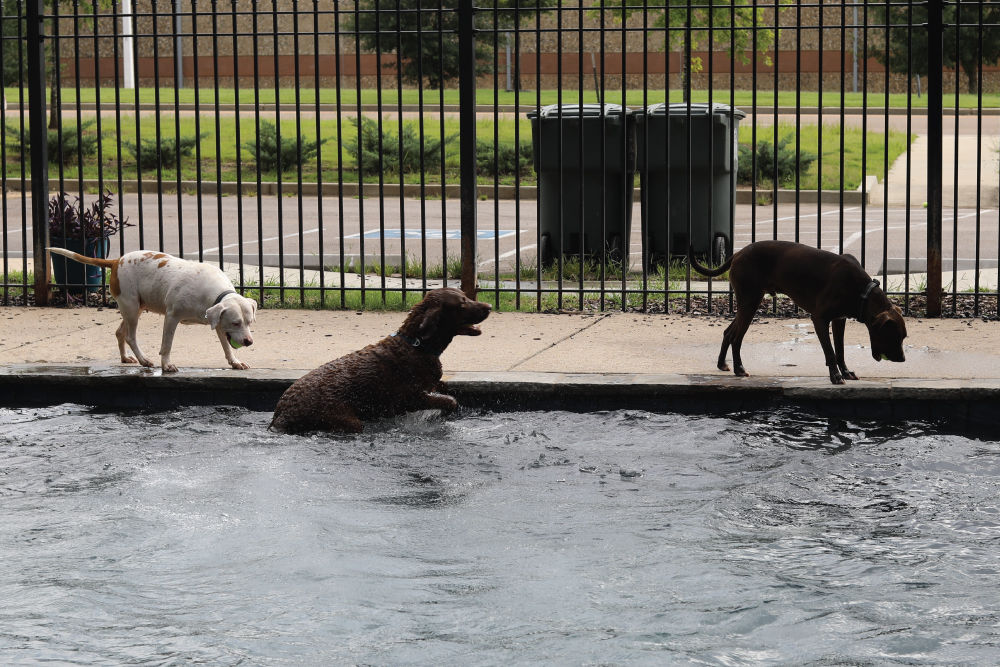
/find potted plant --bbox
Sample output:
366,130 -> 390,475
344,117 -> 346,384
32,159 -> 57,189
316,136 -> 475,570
48,190 -> 131,294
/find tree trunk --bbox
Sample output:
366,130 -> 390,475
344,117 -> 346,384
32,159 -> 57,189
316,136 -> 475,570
680,53 -> 690,103
47,50 -> 59,130
965,65 -> 978,95
48,81 -> 58,130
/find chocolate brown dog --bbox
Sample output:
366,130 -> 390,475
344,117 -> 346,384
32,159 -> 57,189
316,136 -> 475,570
270,287 -> 491,434
689,240 -> 907,384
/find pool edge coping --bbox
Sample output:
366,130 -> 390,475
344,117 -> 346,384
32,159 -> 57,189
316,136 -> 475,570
1,364 -> 998,408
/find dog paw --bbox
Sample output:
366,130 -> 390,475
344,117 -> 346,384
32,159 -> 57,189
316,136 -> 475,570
121,356 -> 138,364
830,374 -> 845,385
231,361 -> 250,370
842,370 -> 859,381
139,359 -> 155,368
734,367 -> 749,377
163,364 -> 179,373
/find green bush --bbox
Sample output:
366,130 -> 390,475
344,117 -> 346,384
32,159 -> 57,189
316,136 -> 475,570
4,120 -> 102,166
124,132 -> 209,172
346,116 -> 458,176
244,120 -> 328,175
476,138 -> 534,178
737,135 -> 817,188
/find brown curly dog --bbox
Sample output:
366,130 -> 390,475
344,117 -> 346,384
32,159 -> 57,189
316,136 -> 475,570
270,287 -> 491,434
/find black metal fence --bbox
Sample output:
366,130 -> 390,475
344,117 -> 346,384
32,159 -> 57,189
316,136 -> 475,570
1,1 -> 998,317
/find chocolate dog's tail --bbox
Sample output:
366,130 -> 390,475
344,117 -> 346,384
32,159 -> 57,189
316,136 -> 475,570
687,245 -> 733,278
47,246 -> 117,269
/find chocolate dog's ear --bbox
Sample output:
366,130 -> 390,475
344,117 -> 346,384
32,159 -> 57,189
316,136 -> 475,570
870,310 -> 892,329
417,303 -> 443,342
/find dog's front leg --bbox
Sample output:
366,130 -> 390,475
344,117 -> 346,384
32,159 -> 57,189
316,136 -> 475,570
214,327 -> 250,370
423,391 -> 459,413
159,314 -> 182,373
832,318 -> 858,381
812,316 -> 844,384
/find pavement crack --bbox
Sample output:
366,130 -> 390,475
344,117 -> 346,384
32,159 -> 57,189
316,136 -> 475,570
507,313 -> 610,371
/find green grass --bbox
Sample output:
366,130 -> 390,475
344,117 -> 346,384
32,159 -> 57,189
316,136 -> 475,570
740,122 -> 914,190
0,265 -> 739,314
6,86 -> 999,110
3,113 -> 911,192
327,255 -> 463,281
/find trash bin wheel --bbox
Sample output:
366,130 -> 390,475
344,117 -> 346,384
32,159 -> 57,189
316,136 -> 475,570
540,232 -> 553,268
712,234 -> 728,267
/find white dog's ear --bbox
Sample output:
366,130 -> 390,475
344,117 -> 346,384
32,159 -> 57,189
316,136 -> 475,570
205,303 -> 225,330
245,298 -> 258,324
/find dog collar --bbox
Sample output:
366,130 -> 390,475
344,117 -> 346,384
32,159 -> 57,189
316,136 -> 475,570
391,331 -> 440,356
857,279 -> 880,323
213,289 -> 237,306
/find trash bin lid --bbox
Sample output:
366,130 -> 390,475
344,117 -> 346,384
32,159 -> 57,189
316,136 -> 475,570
643,102 -> 746,119
532,103 -> 631,119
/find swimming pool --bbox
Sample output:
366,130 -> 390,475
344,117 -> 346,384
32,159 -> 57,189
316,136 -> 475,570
2,405 -> 998,664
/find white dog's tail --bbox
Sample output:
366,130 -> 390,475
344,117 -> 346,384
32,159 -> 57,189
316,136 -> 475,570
47,246 -> 117,269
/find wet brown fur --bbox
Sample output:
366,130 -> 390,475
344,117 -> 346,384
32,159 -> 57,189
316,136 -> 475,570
270,288 -> 491,434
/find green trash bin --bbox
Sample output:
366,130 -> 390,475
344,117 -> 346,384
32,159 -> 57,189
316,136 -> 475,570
528,103 -> 636,266
636,102 -> 745,268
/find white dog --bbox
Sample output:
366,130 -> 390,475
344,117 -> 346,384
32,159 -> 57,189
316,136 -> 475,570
47,248 -> 257,372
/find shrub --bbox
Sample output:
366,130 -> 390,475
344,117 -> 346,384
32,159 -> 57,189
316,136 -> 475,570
4,120 -> 101,166
244,120 -> 328,175
476,139 -> 534,178
737,135 -> 817,188
124,133 -> 209,172
346,116 -> 458,176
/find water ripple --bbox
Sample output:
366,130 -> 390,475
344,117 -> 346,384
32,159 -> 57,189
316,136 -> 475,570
1,405 -> 998,664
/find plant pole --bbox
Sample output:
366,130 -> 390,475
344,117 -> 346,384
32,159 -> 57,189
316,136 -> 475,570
27,0 -> 50,305
458,0 -> 477,297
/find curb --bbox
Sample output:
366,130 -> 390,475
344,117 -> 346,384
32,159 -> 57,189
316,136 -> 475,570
5,178 -> 868,205
1,365 -> 997,426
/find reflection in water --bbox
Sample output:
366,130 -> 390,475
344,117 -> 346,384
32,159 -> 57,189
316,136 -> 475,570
0,404 -> 998,664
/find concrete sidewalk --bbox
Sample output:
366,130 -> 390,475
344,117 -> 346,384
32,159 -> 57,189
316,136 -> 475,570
0,305 -> 998,417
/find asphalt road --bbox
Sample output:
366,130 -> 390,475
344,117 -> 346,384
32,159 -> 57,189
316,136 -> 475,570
3,192 -> 998,279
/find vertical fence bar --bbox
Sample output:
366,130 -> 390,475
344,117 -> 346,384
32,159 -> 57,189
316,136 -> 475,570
353,2 -> 365,306
926,0 -> 943,317
975,0 -> 984,315
458,0 -> 477,296
271,0 -> 284,302
192,0 -> 205,263
0,0 -> 9,303
27,0 -> 49,305
394,1 -> 406,305
415,3 -> 427,296
950,3 -> 960,315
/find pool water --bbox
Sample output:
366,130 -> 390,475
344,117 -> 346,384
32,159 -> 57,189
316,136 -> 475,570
2,405 -> 999,664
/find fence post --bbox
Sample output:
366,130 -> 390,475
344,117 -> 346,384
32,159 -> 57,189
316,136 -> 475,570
26,0 -> 50,305
458,0 -> 477,296
926,0 -> 943,317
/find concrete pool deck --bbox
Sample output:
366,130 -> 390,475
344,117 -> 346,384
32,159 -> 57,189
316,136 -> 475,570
0,305 -> 998,422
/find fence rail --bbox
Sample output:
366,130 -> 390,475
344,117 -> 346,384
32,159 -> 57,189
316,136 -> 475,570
1,1 -> 998,318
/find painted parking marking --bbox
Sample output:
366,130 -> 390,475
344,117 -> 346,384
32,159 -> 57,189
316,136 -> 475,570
345,229 -> 517,240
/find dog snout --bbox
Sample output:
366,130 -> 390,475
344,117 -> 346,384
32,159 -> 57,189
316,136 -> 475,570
243,334 -> 254,347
